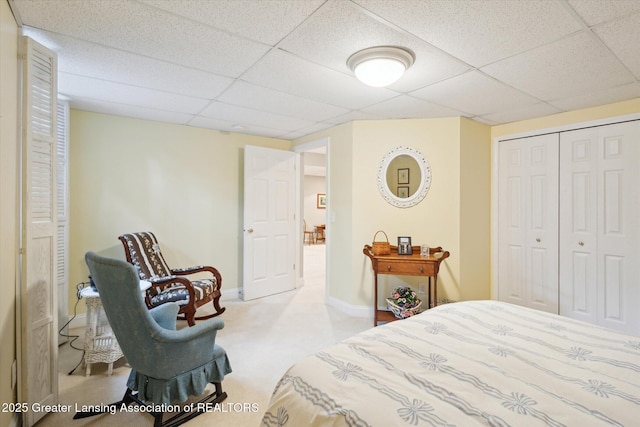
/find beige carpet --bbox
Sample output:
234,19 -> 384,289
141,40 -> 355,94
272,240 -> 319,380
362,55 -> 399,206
41,244 -> 371,426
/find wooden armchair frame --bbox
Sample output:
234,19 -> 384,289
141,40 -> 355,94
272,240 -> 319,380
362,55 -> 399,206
119,232 -> 225,326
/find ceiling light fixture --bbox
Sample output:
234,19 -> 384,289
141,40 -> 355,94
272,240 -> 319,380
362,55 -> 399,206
347,46 -> 415,88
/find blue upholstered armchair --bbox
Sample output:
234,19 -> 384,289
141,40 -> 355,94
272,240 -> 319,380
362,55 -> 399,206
76,252 -> 232,427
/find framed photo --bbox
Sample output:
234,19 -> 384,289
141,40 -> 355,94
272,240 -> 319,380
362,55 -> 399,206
397,186 -> 409,198
317,193 -> 326,209
397,236 -> 412,255
398,168 -> 409,184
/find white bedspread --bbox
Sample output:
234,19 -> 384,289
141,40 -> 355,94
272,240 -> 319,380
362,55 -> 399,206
262,300 -> 640,426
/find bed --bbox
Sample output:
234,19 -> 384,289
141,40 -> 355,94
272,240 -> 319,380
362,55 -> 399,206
261,300 -> 640,426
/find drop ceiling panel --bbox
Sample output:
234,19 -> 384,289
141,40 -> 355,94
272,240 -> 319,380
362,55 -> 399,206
218,81 -> 350,122
70,98 -> 195,125
360,94 -> 467,119
548,82 -> 640,112
60,73 -> 210,115
593,13 -> 640,79
567,0 -> 640,26
322,110 -> 386,126
278,0 -> 470,92
353,0 -> 582,67
199,101 -> 316,132
481,31 -> 636,101
479,102 -> 562,125
281,122 -> 337,140
14,0 -> 270,77
410,71 -> 542,116
140,0 -> 325,45
22,27 -> 233,99
190,115 -> 285,138
242,49 -> 399,110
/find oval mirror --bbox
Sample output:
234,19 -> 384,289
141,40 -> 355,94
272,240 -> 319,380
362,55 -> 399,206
377,146 -> 431,208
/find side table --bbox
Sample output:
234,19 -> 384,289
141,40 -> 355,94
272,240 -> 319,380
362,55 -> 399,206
363,244 -> 450,326
80,280 -> 150,376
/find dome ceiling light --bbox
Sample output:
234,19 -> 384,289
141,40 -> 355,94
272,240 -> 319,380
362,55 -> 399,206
347,46 -> 415,88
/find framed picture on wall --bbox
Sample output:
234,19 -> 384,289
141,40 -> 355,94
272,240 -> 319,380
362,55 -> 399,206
397,186 -> 409,198
317,193 -> 326,209
398,168 -> 409,184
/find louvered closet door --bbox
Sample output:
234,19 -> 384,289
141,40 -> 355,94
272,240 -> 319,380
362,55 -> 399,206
21,36 -> 58,426
559,121 -> 640,334
497,134 -> 559,313
56,101 -> 69,345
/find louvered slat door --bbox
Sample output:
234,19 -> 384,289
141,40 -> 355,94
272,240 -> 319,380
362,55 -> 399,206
56,101 -> 69,345
21,36 -> 58,426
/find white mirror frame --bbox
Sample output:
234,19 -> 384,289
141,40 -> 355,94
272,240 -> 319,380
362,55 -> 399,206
377,145 -> 431,208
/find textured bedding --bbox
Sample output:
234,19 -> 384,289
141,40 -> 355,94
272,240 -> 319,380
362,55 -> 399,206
262,300 -> 640,426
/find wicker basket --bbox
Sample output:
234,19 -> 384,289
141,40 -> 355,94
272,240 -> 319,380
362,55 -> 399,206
372,230 -> 391,255
386,298 -> 422,319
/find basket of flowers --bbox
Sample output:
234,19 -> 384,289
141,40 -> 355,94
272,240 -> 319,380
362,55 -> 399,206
386,286 -> 422,319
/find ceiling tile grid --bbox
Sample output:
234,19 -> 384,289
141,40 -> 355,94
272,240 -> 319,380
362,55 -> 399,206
11,0 -> 640,139
353,0 -> 583,67
480,31 -> 636,101
217,81 -> 351,122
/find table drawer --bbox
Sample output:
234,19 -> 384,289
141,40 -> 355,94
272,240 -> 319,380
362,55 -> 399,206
378,262 -> 434,275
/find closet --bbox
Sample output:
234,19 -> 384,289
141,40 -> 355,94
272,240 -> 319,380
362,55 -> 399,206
496,118 -> 640,335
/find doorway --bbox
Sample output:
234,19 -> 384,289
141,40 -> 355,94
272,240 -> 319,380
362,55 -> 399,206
295,138 -> 328,296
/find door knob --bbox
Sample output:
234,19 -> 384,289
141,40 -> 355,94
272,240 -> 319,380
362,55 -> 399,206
247,228 -> 254,233
578,241 -> 584,246
535,238 -> 541,243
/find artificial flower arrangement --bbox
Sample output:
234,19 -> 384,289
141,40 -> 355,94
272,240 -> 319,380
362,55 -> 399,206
386,286 -> 422,319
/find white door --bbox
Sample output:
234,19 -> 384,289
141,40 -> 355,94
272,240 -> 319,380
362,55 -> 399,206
20,36 -> 58,426
243,145 -> 296,300
497,134 -> 559,313
559,121 -> 640,334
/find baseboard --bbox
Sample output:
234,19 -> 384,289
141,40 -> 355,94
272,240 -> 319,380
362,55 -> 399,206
325,295 -> 373,318
222,287 -> 240,301
67,312 -> 86,330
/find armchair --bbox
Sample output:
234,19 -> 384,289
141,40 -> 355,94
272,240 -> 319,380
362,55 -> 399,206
119,231 -> 225,326
77,252 -> 232,427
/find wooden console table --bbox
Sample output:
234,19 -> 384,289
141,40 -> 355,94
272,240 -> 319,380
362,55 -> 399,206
363,244 -> 450,326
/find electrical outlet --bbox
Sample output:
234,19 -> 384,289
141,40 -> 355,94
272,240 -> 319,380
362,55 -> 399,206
418,282 -> 426,294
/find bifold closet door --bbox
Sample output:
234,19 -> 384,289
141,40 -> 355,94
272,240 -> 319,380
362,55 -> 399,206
497,134 -> 559,314
559,121 -> 640,334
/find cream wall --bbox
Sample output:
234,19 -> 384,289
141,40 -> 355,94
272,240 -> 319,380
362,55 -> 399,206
295,117 -> 492,310
0,0 -> 19,424
459,118 -> 492,300
325,123 -> 356,303
68,110 -> 291,313
492,97 -> 640,138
